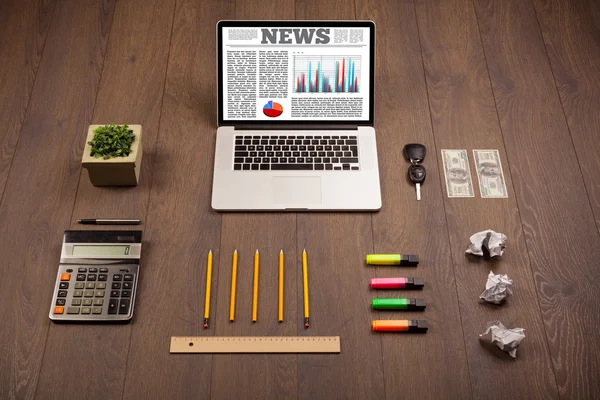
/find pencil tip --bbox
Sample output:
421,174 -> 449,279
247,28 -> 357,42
234,249 -> 237,253
280,249 -> 283,254
256,249 -> 259,253
209,250 -> 212,254
303,248 -> 306,253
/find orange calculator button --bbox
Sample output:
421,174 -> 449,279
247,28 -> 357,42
60,273 -> 71,281
54,306 -> 64,314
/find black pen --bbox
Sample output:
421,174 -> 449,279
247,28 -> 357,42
77,219 -> 141,225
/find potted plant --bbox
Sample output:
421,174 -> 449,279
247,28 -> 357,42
81,123 -> 143,186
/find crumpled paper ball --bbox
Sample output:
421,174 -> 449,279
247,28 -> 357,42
480,270 -> 513,304
466,229 -> 506,258
479,320 -> 525,358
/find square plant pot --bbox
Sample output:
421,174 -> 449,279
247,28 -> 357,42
82,124 -> 143,186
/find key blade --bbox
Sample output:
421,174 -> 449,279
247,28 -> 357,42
416,183 -> 421,201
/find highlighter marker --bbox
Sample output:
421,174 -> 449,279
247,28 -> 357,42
366,254 -> 419,266
371,298 -> 426,311
370,277 -> 424,289
372,320 -> 428,333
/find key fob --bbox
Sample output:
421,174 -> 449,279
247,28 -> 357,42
403,143 -> 427,163
408,164 -> 426,184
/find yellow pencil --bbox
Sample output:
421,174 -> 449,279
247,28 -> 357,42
252,249 -> 259,322
302,249 -> 310,328
278,250 -> 284,322
203,250 -> 213,329
229,249 -> 238,322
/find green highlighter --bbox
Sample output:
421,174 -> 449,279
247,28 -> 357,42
366,254 -> 419,266
372,298 -> 426,311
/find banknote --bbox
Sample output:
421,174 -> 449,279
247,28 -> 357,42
441,149 -> 475,198
473,150 -> 508,198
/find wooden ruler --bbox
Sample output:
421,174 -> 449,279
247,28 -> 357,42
170,336 -> 340,354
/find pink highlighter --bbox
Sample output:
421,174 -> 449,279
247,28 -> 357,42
370,277 -> 424,290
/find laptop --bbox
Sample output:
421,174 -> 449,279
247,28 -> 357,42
212,20 -> 381,211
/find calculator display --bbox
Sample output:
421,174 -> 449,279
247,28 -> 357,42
72,245 -> 130,256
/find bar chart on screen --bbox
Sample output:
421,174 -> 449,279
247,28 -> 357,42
294,55 -> 361,93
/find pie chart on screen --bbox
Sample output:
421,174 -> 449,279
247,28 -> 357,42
263,101 -> 283,118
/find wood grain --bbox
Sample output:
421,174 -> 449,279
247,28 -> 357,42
356,0 -> 473,397
0,1 -> 115,399
474,0 -> 600,397
120,0 -> 231,398
414,0 -> 560,397
209,1 -> 298,399
0,0 -> 56,204
34,0 -> 176,398
532,0 -> 600,232
293,2 -> 384,399
211,219 -> 297,399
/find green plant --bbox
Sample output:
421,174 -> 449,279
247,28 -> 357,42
88,123 -> 136,160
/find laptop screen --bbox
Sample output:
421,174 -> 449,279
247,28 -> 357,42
217,21 -> 375,126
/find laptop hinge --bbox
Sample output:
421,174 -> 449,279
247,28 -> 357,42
233,124 -> 359,131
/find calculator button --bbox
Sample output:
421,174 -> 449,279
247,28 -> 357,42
57,290 -> 68,298
71,299 -> 82,306
112,283 -> 121,289
98,274 -> 108,281
84,290 -> 94,297
121,290 -> 131,298
82,299 -> 93,306
110,290 -> 120,298
122,282 -> 132,290
113,274 -> 122,281
56,299 -> 66,306
87,274 -> 97,281
60,273 -> 71,281
85,282 -> 95,289
53,306 -> 64,314
108,299 -> 118,314
95,290 -> 105,298
66,269 -> 73,273
67,307 -> 80,314
88,268 -> 98,273
123,274 -> 134,281
73,290 -> 83,297
59,282 -> 69,289
100,268 -> 108,273
75,282 -> 85,289
96,283 -> 106,289
81,307 -> 91,314
76,274 -> 86,281
92,307 -> 102,314
93,299 -> 104,306
78,268 -> 87,273
118,299 -> 130,314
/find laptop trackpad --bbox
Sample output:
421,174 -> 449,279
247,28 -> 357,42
272,177 -> 322,204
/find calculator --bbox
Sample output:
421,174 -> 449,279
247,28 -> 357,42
49,230 -> 142,323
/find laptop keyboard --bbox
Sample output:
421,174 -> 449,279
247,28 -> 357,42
233,135 -> 360,171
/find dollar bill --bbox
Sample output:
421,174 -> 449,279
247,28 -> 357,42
473,149 -> 508,198
441,149 -> 475,198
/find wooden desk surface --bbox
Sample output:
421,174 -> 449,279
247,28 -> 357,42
1,0 -> 599,398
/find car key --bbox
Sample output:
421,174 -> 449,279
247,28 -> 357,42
408,164 -> 426,200
403,144 -> 427,201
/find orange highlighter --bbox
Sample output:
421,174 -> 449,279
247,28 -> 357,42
372,320 -> 428,333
